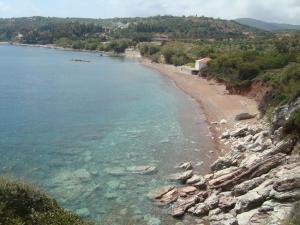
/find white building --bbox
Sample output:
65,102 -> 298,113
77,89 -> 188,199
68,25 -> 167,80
195,57 -> 211,70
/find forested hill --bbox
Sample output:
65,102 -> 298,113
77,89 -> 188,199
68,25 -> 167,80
108,16 -> 267,40
0,16 -> 267,44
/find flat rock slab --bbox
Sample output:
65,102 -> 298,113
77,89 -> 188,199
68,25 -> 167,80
147,185 -> 175,200
168,170 -> 193,182
169,195 -> 198,217
126,165 -> 157,175
186,175 -> 203,184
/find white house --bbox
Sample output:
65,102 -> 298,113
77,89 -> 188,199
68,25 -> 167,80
195,57 -> 211,71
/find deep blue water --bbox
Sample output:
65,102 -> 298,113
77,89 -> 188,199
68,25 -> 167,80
0,45 -> 214,225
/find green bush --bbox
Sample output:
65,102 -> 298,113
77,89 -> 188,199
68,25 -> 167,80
0,176 -> 94,225
238,62 -> 260,80
107,40 -> 129,53
139,44 -> 160,56
161,46 -> 176,64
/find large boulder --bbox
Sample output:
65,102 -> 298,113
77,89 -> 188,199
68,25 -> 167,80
234,180 -> 273,214
235,113 -> 256,121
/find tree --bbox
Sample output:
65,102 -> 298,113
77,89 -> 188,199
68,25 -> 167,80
238,63 -> 260,80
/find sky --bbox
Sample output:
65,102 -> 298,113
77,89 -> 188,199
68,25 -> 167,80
0,0 -> 299,25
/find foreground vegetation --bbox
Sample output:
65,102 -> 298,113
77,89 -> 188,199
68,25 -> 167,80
0,176 -> 93,225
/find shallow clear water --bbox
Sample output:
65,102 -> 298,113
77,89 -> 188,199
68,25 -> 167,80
0,45 -> 214,225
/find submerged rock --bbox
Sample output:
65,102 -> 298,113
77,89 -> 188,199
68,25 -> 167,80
104,167 -> 126,176
126,165 -> 157,175
144,214 -> 161,225
106,180 -> 120,189
75,208 -> 90,217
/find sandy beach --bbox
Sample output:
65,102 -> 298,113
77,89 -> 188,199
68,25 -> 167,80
142,59 -> 259,151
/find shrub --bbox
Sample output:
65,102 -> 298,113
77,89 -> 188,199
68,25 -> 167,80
108,40 -> 129,53
0,176 -> 94,225
238,63 -> 260,80
161,46 -> 176,64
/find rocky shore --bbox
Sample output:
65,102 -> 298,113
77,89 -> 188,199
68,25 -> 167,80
148,98 -> 300,225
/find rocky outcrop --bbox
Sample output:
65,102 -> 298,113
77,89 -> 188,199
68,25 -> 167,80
148,117 -> 299,224
270,97 -> 300,134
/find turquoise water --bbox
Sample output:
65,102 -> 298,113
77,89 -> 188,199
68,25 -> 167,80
0,45 -> 214,225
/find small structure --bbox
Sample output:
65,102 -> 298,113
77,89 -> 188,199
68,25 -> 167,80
195,57 -> 211,71
152,34 -> 169,43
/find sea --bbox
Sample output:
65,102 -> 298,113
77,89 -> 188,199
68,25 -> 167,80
0,44 -> 214,225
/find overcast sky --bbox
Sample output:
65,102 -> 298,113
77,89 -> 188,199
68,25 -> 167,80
0,0 -> 299,24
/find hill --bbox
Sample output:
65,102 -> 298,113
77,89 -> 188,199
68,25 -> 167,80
236,18 -> 300,31
0,16 -> 268,44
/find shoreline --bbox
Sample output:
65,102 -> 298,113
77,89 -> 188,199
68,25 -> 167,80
141,59 -> 259,153
4,42 -> 258,152
7,42 -> 141,58
4,42 -> 258,153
